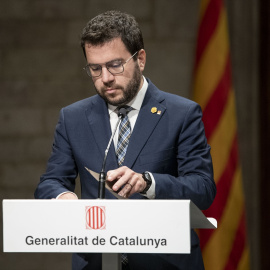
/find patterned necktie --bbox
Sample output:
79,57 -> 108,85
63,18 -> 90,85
116,106 -> 132,265
116,106 -> 133,166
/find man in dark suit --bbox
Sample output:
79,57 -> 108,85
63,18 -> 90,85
35,10 -> 216,270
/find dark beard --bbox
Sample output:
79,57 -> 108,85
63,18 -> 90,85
95,63 -> 142,106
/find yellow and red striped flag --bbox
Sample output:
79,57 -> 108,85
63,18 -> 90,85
192,0 -> 250,269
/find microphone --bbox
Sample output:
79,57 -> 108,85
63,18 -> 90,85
98,107 -> 127,199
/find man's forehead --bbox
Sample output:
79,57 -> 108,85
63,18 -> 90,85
84,38 -> 129,62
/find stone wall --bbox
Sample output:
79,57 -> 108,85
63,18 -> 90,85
0,0 -> 259,269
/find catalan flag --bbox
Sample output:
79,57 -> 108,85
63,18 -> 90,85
192,0 -> 250,269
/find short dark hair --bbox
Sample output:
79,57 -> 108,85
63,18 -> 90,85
80,10 -> 144,58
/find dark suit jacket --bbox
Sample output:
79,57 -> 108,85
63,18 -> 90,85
35,79 -> 216,270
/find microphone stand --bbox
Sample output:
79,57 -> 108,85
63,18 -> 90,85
98,108 -> 126,199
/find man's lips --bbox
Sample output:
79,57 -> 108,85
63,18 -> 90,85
106,88 -> 116,92
104,87 -> 121,94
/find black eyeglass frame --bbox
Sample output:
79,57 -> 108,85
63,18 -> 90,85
83,51 -> 139,78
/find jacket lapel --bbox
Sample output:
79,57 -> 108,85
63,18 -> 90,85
123,82 -> 166,169
85,96 -> 118,170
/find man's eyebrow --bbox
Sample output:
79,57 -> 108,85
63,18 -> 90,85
88,58 -> 123,66
107,58 -> 123,63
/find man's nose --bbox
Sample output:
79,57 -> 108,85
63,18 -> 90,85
101,67 -> 115,83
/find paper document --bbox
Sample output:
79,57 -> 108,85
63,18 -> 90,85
85,167 -> 127,199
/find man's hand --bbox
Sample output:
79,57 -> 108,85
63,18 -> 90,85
107,166 -> 146,198
57,192 -> 78,200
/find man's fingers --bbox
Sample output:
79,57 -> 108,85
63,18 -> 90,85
107,167 -> 145,197
118,182 -> 133,197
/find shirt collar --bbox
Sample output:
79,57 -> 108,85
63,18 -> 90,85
108,76 -> 148,114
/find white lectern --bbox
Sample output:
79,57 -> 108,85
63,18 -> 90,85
2,200 -> 217,269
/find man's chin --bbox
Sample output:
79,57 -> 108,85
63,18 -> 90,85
107,99 -> 126,106
103,94 -> 126,106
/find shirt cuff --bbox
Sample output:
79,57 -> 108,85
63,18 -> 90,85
55,191 -> 78,199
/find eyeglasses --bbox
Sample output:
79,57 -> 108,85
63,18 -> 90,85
83,51 -> 138,78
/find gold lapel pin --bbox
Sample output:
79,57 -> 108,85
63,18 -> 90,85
151,107 -> 157,114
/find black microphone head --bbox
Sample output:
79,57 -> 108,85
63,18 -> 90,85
118,107 -> 127,118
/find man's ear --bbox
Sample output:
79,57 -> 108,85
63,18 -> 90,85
137,49 -> 146,72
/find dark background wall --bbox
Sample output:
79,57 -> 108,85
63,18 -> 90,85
0,0 -> 264,269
